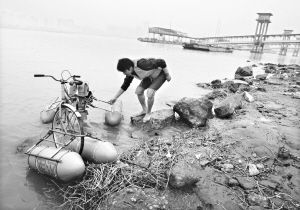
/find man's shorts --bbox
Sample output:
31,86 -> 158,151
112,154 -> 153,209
139,71 -> 166,90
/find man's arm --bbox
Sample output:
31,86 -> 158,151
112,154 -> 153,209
108,88 -> 125,104
108,76 -> 134,104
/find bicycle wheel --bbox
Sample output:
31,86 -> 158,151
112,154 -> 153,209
52,105 -> 84,154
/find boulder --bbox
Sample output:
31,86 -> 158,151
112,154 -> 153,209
169,161 -> 200,189
150,109 -> 175,129
228,82 -> 240,93
236,176 -> 256,190
255,74 -> 268,80
194,168 -> 242,210
131,109 -> 174,129
223,80 -> 250,93
238,84 -> 251,92
211,79 -> 222,88
264,67 -> 273,73
204,89 -> 227,100
214,94 -> 244,118
196,82 -> 211,89
173,97 -> 213,127
235,66 -> 253,80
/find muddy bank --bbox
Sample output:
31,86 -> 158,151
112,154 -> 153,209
45,63 -> 300,210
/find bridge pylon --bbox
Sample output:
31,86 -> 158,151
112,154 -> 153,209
251,13 -> 272,53
279,30 -> 293,56
292,38 -> 300,57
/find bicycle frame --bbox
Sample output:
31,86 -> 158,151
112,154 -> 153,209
30,71 -> 110,158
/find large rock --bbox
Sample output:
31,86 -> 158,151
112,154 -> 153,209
131,109 -> 174,129
194,168 -> 243,210
255,74 -> 268,80
214,93 -> 244,118
211,79 -> 222,88
236,176 -> 256,190
235,66 -> 253,80
204,89 -> 227,100
173,97 -> 213,127
223,80 -> 250,93
169,161 -> 200,189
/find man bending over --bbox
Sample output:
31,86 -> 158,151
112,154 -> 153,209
108,58 -> 171,122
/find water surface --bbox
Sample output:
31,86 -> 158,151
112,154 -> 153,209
0,28 -> 299,209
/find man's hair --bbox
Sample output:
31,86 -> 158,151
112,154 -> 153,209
117,58 -> 134,72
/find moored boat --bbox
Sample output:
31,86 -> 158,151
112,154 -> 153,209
183,43 -> 209,51
183,43 -> 233,53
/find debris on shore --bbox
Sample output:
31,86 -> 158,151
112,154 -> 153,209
45,62 -> 300,210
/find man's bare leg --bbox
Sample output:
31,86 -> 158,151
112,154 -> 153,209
132,93 -> 147,117
133,86 -> 147,117
143,89 -> 155,122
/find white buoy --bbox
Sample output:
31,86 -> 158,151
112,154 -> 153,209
40,101 -> 59,124
27,146 -> 85,182
105,100 -> 123,126
69,137 -> 118,164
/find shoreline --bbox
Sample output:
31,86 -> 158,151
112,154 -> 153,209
44,62 -> 300,210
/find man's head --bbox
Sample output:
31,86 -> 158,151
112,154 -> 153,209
117,58 -> 134,76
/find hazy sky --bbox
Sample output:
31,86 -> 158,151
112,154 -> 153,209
1,0 -> 300,37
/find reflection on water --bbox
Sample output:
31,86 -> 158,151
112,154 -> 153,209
249,51 -> 300,65
289,57 -> 300,65
26,169 -> 63,210
277,55 -> 287,64
249,52 -> 263,62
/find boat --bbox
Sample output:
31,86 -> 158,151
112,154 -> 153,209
183,43 -> 233,53
182,43 -> 209,51
209,45 -> 234,53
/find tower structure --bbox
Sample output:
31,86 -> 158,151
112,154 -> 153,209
251,13 -> 272,53
279,30 -> 293,55
293,38 -> 300,57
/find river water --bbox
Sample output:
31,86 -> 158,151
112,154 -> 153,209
0,28 -> 299,209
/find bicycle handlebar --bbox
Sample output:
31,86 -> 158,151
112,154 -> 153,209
34,73 -> 81,83
34,74 -> 45,77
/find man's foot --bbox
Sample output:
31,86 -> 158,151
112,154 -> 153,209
131,110 -> 146,118
142,113 -> 151,123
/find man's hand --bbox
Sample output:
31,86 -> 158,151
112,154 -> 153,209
108,98 -> 117,105
166,74 -> 171,82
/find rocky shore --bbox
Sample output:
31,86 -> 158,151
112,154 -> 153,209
50,62 -> 300,210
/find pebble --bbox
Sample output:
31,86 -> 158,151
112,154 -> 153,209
247,192 -> 269,207
195,153 -> 202,160
248,163 -> 260,176
222,163 -> 234,172
131,197 -> 137,203
256,163 -> 264,169
200,159 -> 210,167
227,178 -> 239,187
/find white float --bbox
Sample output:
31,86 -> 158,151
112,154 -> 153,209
105,100 -> 123,126
27,146 -> 85,182
40,99 -> 59,124
69,137 -> 118,164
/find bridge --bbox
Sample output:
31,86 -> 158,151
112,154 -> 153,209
138,13 -> 300,56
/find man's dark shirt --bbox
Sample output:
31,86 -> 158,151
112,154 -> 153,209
120,58 -> 167,91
